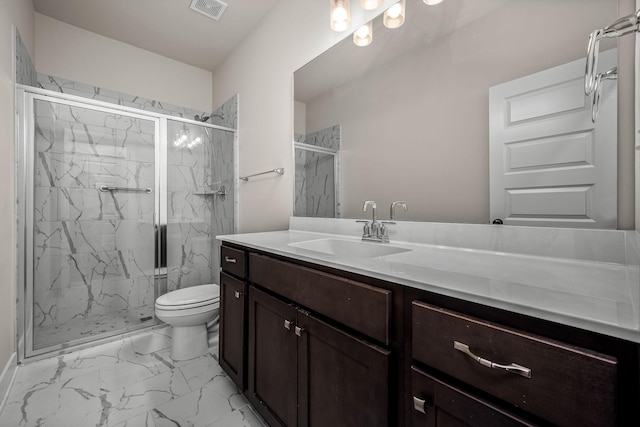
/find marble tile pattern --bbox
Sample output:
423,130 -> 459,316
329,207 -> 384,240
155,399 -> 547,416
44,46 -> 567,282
36,74 -> 204,122
32,99 -> 158,351
0,328 -> 267,427
207,95 -> 238,130
166,121 -> 235,292
294,125 -> 340,218
15,30 -> 37,86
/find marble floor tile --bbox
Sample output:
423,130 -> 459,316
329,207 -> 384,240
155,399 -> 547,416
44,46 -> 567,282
150,376 -> 249,427
0,328 -> 266,427
206,405 -> 267,427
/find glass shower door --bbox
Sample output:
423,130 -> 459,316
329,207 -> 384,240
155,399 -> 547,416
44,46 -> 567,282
27,94 -> 160,354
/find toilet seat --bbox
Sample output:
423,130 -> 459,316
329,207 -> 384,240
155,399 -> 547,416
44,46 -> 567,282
155,284 -> 219,310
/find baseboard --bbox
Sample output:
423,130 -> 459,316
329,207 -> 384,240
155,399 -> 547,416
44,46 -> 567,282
0,352 -> 18,413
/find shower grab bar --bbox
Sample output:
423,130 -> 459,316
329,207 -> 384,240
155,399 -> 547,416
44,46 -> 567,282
240,168 -> 284,181
99,185 -> 153,194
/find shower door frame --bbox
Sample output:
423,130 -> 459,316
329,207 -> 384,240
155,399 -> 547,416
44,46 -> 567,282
293,141 -> 341,218
16,85 -> 238,362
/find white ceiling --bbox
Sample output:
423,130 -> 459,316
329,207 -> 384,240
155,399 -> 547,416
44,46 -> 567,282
33,0 -> 279,72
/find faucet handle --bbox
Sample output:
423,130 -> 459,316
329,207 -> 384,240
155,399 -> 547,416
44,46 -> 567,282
356,220 -> 371,237
379,221 -> 396,240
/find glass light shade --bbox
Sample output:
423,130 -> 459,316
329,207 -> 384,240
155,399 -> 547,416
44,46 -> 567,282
383,0 -> 405,29
353,22 -> 373,47
423,0 -> 444,5
330,0 -> 351,32
360,0 -> 382,10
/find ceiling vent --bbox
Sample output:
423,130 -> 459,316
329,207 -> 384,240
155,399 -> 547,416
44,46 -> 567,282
189,0 -> 228,21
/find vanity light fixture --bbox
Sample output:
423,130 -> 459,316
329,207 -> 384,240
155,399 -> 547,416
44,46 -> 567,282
330,0 -> 351,32
383,0 -> 405,29
353,21 -> 373,46
423,0 -> 444,5
360,0 -> 383,10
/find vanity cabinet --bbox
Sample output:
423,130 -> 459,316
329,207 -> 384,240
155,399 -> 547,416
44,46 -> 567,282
219,242 -> 640,427
247,255 -> 392,427
219,245 -> 248,391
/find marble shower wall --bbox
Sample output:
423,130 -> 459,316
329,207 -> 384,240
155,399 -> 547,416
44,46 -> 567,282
294,125 -> 340,218
15,30 -> 37,86
167,121 -> 235,292
33,99 -> 157,350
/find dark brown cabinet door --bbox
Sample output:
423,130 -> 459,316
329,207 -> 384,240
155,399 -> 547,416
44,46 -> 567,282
297,311 -> 390,427
248,286 -> 298,427
411,366 -> 537,427
219,272 -> 247,390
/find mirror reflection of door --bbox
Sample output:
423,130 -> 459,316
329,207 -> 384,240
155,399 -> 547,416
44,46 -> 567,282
489,50 -> 618,229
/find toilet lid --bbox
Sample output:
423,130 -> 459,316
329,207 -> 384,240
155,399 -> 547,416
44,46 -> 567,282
156,284 -> 220,307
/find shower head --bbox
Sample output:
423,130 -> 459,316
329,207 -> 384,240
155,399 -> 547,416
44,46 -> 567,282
194,112 -> 225,123
194,114 -> 210,122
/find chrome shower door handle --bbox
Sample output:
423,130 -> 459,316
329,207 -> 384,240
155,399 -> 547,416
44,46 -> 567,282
453,341 -> 531,378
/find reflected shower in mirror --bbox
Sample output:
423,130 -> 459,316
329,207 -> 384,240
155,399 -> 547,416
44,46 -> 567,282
294,0 -> 625,227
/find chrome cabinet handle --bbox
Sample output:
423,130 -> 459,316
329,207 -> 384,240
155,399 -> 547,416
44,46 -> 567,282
454,341 -> 531,378
284,320 -> 294,330
234,291 -> 242,299
413,396 -> 427,415
224,256 -> 237,264
295,326 -> 305,337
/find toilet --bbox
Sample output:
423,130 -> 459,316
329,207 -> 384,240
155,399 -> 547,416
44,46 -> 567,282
155,284 -> 220,361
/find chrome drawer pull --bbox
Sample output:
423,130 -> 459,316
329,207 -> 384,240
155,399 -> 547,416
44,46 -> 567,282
284,320 -> 294,330
295,326 -> 305,337
234,291 -> 242,299
454,341 -> 531,379
224,256 -> 237,264
413,396 -> 427,415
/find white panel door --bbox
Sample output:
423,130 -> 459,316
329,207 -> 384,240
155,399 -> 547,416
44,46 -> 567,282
490,49 -> 617,228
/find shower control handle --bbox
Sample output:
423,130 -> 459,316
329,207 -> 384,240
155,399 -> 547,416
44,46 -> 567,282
224,256 -> 237,264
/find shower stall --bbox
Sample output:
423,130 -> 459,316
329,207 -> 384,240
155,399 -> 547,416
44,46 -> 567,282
16,86 -> 236,360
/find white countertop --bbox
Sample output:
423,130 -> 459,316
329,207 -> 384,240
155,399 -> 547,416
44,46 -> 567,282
218,225 -> 640,344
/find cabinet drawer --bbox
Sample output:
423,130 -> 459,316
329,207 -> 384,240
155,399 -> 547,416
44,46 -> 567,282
412,301 -> 617,427
411,366 -> 537,426
250,253 -> 391,345
221,245 -> 247,278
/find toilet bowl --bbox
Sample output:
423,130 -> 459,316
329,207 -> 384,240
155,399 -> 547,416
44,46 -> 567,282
155,284 -> 220,361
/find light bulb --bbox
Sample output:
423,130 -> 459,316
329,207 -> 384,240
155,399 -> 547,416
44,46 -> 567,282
353,22 -> 373,47
423,0 -> 443,5
383,0 -> 405,29
360,0 -> 382,10
330,0 -> 351,32
387,3 -> 401,18
195,137 -> 202,143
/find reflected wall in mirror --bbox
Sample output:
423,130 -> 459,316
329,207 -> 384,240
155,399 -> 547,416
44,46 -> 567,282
294,0 -> 631,227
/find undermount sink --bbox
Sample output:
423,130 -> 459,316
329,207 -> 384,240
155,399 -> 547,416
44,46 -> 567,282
289,238 -> 411,258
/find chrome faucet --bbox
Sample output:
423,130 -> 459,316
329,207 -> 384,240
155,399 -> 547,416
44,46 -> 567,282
390,201 -> 408,220
357,200 -> 394,243
363,200 -> 379,237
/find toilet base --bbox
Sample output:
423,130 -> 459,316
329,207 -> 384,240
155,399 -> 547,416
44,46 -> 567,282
170,324 -> 208,360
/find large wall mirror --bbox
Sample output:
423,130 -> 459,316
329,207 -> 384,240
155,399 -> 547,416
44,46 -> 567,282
294,0 -> 632,228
